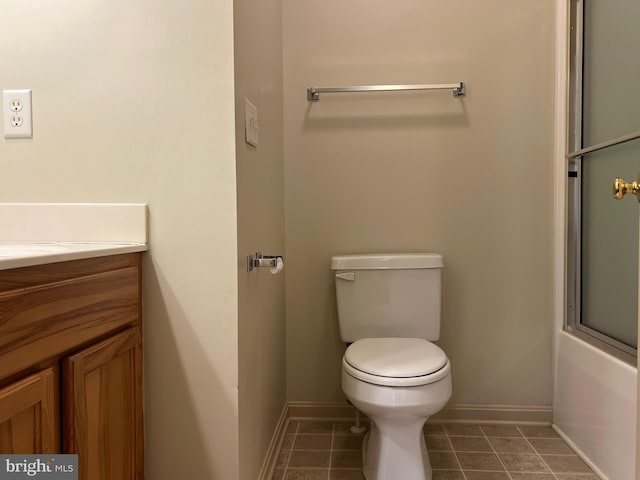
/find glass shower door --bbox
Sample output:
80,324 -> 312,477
568,0 -> 640,360
581,141 -> 640,351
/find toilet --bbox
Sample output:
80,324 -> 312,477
332,253 -> 452,480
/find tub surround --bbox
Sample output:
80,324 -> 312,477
554,332 -> 637,480
0,203 -> 147,270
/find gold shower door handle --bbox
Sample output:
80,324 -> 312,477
613,177 -> 640,202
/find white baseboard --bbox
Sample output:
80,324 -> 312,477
285,401 -> 552,425
257,404 -> 291,480
431,404 -> 552,425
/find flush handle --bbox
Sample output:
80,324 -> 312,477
336,272 -> 355,281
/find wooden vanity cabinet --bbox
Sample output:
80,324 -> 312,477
64,327 -> 143,480
0,253 -> 144,480
0,367 -> 59,453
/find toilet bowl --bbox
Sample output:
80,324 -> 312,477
341,338 -> 452,480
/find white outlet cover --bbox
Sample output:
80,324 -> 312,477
244,98 -> 258,147
3,89 -> 32,138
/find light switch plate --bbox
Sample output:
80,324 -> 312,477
244,98 -> 258,147
3,89 -> 32,138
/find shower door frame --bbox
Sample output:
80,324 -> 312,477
564,0 -> 637,365
553,2 -> 638,479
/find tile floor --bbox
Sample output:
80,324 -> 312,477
272,421 -> 598,480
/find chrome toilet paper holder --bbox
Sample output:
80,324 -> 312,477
247,252 -> 284,272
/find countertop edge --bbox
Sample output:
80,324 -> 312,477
0,244 -> 148,271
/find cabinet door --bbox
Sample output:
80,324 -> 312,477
0,367 -> 59,453
63,328 -> 143,480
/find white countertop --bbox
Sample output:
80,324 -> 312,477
0,203 -> 148,270
0,242 -> 147,270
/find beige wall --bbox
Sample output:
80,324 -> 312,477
0,1 -> 240,479
284,0 -> 556,405
234,0 -> 286,477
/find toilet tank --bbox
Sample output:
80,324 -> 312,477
331,253 -> 443,343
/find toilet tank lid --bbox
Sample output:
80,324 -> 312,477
331,253 -> 443,270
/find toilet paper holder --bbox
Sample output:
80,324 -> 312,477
247,252 -> 284,272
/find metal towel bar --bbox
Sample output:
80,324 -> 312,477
307,82 -> 466,101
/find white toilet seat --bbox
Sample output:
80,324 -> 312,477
343,338 -> 450,387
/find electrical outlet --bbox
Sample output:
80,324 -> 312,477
10,99 -> 23,112
3,89 -> 32,138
